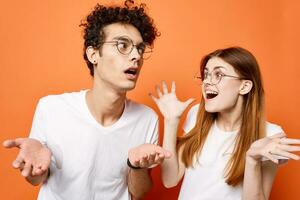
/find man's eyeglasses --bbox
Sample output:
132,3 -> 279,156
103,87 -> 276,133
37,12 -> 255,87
194,69 -> 243,85
101,36 -> 153,59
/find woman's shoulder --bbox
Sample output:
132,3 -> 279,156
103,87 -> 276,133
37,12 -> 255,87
265,121 -> 284,137
187,104 -> 200,115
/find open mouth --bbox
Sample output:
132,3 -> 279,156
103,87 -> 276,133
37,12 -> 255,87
206,91 -> 218,99
124,68 -> 137,76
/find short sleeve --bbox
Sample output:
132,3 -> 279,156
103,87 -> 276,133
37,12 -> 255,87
29,99 -> 47,144
266,122 -> 284,137
146,115 -> 159,145
183,104 -> 199,134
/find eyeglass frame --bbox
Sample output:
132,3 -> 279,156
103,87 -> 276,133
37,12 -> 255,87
99,36 -> 153,59
194,69 -> 245,85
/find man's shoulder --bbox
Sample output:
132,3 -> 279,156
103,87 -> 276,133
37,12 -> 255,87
126,99 -> 158,119
38,90 -> 86,109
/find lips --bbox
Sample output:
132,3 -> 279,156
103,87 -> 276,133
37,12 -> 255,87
124,67 -> 138,80
205,89 -> 219,99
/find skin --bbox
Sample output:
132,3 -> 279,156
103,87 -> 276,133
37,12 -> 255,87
150,57 -> 300,199
3,23 -> 171,199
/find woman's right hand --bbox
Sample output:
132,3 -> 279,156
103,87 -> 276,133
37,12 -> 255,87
149,81 -> 194,120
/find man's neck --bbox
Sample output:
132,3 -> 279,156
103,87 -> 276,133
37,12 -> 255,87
86,82 -> 127,127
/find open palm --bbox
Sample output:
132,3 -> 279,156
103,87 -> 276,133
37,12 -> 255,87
150,81 -> 194,120
3,138 -> 51,176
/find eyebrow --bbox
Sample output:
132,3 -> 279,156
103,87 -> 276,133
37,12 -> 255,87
111,36 -> 128,40
111,36 -> 144,44
204,66 -> 227,71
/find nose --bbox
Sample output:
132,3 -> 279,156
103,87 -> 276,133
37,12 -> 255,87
202,74 -> 213,85
129,45 -> 142,61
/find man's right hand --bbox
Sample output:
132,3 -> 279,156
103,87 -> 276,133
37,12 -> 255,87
3,138 -> 51,179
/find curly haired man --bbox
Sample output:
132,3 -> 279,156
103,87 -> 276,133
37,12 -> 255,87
3,1 -> 170,199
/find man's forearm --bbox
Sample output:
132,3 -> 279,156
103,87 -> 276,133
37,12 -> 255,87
128,168 -> 152,199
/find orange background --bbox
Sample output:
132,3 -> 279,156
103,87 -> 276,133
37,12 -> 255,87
1,0 -> 299,199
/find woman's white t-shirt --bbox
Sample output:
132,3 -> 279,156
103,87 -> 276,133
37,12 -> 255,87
178,104 -> 283,200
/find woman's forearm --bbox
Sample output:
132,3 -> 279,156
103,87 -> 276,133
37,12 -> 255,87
161,118 -> 182,188
242,155 -> 266,200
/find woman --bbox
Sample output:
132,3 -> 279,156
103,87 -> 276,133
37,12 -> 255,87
150,47 -> 300,200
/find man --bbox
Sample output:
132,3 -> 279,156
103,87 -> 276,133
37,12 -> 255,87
3,1 -> 170,199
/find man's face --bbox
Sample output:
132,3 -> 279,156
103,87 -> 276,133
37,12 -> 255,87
93,23 -> 144,92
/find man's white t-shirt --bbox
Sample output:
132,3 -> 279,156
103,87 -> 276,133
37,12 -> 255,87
29,90 -> 158,200
178,104 -> 283,200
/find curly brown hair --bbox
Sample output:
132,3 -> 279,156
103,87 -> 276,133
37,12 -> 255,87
80,0 -> 159,76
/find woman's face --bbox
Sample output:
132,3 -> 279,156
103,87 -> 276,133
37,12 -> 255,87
202,57 -> 244,113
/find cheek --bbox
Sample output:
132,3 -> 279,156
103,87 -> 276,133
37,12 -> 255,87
218,82 -> 241,104
98,56 -> 124,76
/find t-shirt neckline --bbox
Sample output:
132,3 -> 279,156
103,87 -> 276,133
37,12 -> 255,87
81,89 -> 128,130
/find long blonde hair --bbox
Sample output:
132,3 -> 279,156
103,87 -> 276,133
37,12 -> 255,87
178,47 -> 266,186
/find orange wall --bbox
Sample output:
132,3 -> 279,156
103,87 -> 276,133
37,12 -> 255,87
0,0 -> 299,199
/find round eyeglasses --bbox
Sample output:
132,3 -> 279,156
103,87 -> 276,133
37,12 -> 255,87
101,36 -> 153,59
194,69 -> 243,85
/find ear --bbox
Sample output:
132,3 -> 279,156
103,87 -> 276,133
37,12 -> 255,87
239,80 -> 253,95
86,46 -> 99,65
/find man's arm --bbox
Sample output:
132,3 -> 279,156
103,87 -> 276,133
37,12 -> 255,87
128,168 -> 152,199
127,144 -> 171,199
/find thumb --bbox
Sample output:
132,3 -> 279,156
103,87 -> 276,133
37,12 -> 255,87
269,132 -> 286,139
184,98 -> 195,108
3,138 -> 25,148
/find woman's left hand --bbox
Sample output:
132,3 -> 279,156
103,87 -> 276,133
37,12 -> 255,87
246,133 -> 300,164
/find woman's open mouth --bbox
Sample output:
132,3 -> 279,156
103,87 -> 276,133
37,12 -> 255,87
206,90 -> 218,99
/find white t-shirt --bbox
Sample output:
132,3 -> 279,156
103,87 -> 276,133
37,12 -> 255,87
178,104 -> 283,200
29,90 -> 158,200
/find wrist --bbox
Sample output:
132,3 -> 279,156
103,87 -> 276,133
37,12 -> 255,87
127,158 -> 142,170
246,152 -> 260,166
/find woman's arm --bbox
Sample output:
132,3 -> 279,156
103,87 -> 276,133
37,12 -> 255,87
161,118 -> 186,187
150,81 -> 194,188
243,155 -> 278,200
243,133 -> 300,200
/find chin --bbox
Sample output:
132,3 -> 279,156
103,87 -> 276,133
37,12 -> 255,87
204,104 -> 220,113
121,82 -> 137,91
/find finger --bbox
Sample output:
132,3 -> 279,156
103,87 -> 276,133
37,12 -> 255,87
278,159 -> 288,165
21,162 -> 32,177
133,159 -> 140,167
278,144 -> 300,152
32,163 -> 43,176
271,149 -> 300,160
12,154 -> 25,169
263,152 -> 278,164
18,162 -> 25,171
140,154 -> 149,168
148,152 -> 156,164
154,153 -> 165,164
279,138 -> 300,145
171,81 -> 176,93
154,146 -> 172,158
269,132 -> 286,139
184,98 -> 195,108
155,85 -> 163,97
161,81 -> 168,94
148,93 -> 158,103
